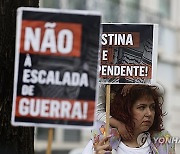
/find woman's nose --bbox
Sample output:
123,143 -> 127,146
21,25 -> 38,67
145,108 -> 153,116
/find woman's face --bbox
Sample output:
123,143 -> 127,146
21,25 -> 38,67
132,95 -> 155,135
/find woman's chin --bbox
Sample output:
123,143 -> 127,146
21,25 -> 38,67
141,125 -> 151,132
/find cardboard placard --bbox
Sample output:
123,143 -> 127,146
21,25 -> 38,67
99,23 -> 158,84
11,7 -> 101,128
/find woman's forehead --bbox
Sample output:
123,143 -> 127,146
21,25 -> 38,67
134,95 -> 154,105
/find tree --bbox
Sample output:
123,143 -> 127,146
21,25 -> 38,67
0,0 -> 39,153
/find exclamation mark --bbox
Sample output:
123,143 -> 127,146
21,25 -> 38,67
145,66 -> 148,76
83,102 -> 88,119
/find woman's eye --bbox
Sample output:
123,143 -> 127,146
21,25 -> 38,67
138,106 -> 145,110
150,105 -> 155,110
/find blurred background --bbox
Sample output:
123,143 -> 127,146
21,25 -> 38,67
34,0 -> 180,153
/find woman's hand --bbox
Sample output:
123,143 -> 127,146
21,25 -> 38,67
117,121 -> 133,140
94,135 -> 112,154
110,117 -> 133,140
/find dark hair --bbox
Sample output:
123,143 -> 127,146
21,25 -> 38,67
110,84 -> 165,133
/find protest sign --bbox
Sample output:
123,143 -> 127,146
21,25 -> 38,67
98,24 -> 159,137
99,23 -> 158,84
11,7 -> 101,128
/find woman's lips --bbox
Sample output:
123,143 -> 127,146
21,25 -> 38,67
142,121 -> 152,125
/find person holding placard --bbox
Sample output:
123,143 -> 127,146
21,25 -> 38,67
82,84 -> 175,154
96,84 -> 133,140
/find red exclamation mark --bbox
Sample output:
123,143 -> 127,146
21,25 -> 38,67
83,102 -> 88,119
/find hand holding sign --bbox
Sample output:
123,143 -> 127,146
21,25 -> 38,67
98,23 -> 158,140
